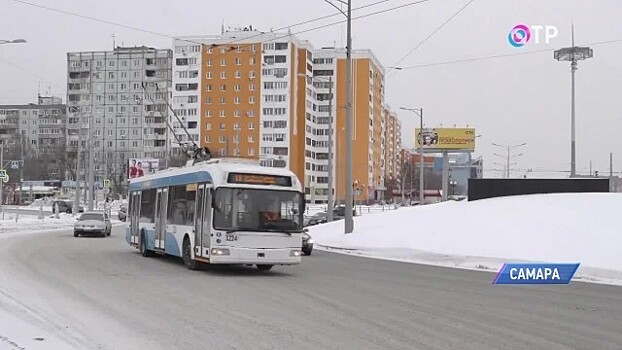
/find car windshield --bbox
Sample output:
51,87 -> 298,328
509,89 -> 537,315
213,188 -> 303,233
79,213 -> 104,221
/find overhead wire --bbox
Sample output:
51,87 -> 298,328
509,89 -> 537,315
388,0 -> 476,76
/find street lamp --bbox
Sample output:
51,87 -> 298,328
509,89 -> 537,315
322,0 -> 353,233
400,107 -> 425,206
554,27 -> 593,178
0,39 -> 27,45
492,142 -> 527,178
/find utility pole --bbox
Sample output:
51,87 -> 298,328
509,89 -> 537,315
610,152 -> 613,178
400,107 -> 425,205
344,0 -> 354,233
73,107 -> 81,214
87,110 -> 94,211
326,76 -> 334,222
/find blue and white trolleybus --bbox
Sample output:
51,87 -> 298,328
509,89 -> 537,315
126,157 -> 305,271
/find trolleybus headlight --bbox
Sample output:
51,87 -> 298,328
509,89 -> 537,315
211,248 -> 230,256
290,250 -> 301,257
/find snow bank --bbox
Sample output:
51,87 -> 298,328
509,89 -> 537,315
0,214 -> 77,236
308,193 -> 622,285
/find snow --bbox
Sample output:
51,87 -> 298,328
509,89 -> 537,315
308,193 -> 622,285
0,213 -> 78,237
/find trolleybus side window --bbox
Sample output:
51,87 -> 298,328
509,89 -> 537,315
167,184 -> 197,226
140,188 -> 156,223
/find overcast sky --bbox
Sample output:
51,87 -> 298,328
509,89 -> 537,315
1,0 -> 621,177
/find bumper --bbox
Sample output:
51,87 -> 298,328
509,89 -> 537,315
74,228 -> 105,235
209,247 -> 302,265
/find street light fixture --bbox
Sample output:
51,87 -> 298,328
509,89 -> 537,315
0,39 -> 27,45
399,107 -> 424,206
322,0 -> 353,233
554,27 -> 593,178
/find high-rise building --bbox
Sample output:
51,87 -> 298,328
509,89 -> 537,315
0,96 -> 67,179
310,48 -> 387,204
66,46 -> 173,186
170,30 -> 402,204
172,30 -> 315,184
383,107 -> 402,186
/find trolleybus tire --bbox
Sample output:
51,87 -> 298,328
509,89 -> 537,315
182,235 -> 200,270
257,264 -> 273,271
140,231 -> 155,257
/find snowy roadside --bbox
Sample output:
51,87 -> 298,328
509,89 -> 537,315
309,193 -> 622,286
0,215 -> 125,349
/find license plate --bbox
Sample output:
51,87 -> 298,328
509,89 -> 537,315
225,233 -> 238,242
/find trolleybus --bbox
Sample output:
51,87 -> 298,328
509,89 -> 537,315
126,157 -> 305,271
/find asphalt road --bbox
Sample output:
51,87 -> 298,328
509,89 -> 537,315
0,226 -> 621,350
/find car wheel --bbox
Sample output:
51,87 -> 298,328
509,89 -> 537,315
303,248 -> 312,256
257,264 -> 273,271
101,231 -> 106,238
140,232 -> 155,257
182,236 -> 199,270
107,227 -> 111,236
74,231 -> 79,237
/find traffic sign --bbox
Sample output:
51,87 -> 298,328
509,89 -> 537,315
103,179 -> 111,188
0,170 -> 9,182
10,161 -> 19,169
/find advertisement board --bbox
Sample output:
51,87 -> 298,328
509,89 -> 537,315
415,128 -> 476,151
128,158 -> 159,179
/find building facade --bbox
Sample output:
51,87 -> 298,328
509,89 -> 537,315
0,96 -> 67,179
310,48 -> 386,204
169,30 -> 402,204
172,30 -> 315,187
66,46 -> 173,186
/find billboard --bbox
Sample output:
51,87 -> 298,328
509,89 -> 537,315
415,128 -> 475,151
128,158 -> 159,179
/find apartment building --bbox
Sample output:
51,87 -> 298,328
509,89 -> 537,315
66,46 -> 173,183
0,96 -> 67,178
172,30 -> 316,185
310,48 -> 386,204
383,107 -> 402,185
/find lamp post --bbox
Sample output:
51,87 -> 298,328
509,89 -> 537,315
322,0 -> 353,233
400,107 -> 425,206
0,39 -> 27,45
492,142 -> 527,178
554,27 -> 593,178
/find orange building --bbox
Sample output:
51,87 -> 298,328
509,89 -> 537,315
172,32 -> 402,204
172,31 -> 315,186
310,48 -> 387,204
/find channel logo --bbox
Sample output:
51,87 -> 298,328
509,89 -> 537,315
508,24 -> 531,48
507,23 -> 559,48
493,263 -> 580,285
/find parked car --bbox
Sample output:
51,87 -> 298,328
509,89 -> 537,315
74,211 -> 111,237
305,212 -> 327,227
302,229 -> 314,255
52,200 -> 84,214
118,205 -> 127,222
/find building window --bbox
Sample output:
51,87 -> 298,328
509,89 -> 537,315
206,84 -> 213,92
219,123 -> 226,130
206,71 -> 213,79
235,58 -> 241,65
248,148 -> 255,156
220,71 -> 226,79
219,135 -> 226,143
249,83 -> 255,91
249,57 -> 256,65
205,135 -> 211,143
234,96 -> 241,104
234,84 -> 241,92
206,123 -> 211,131
248,135 -> 255,143
207,59 -> 212,66
234,110 -> 241,117
235,71 -> 241,79
249,71 -> 256,79
220,58 -> 226,66
248,122 -> 255,130
205,109 -> 212,117
220,97 -> 226,104
220,110 -> 226,117
249,96 -> 255,104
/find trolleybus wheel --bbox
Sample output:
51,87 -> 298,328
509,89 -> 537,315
182,236 -> 200,270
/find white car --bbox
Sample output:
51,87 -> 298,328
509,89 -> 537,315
74,211 -> 112,237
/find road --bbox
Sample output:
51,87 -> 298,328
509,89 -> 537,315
0,226 -> 621,350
